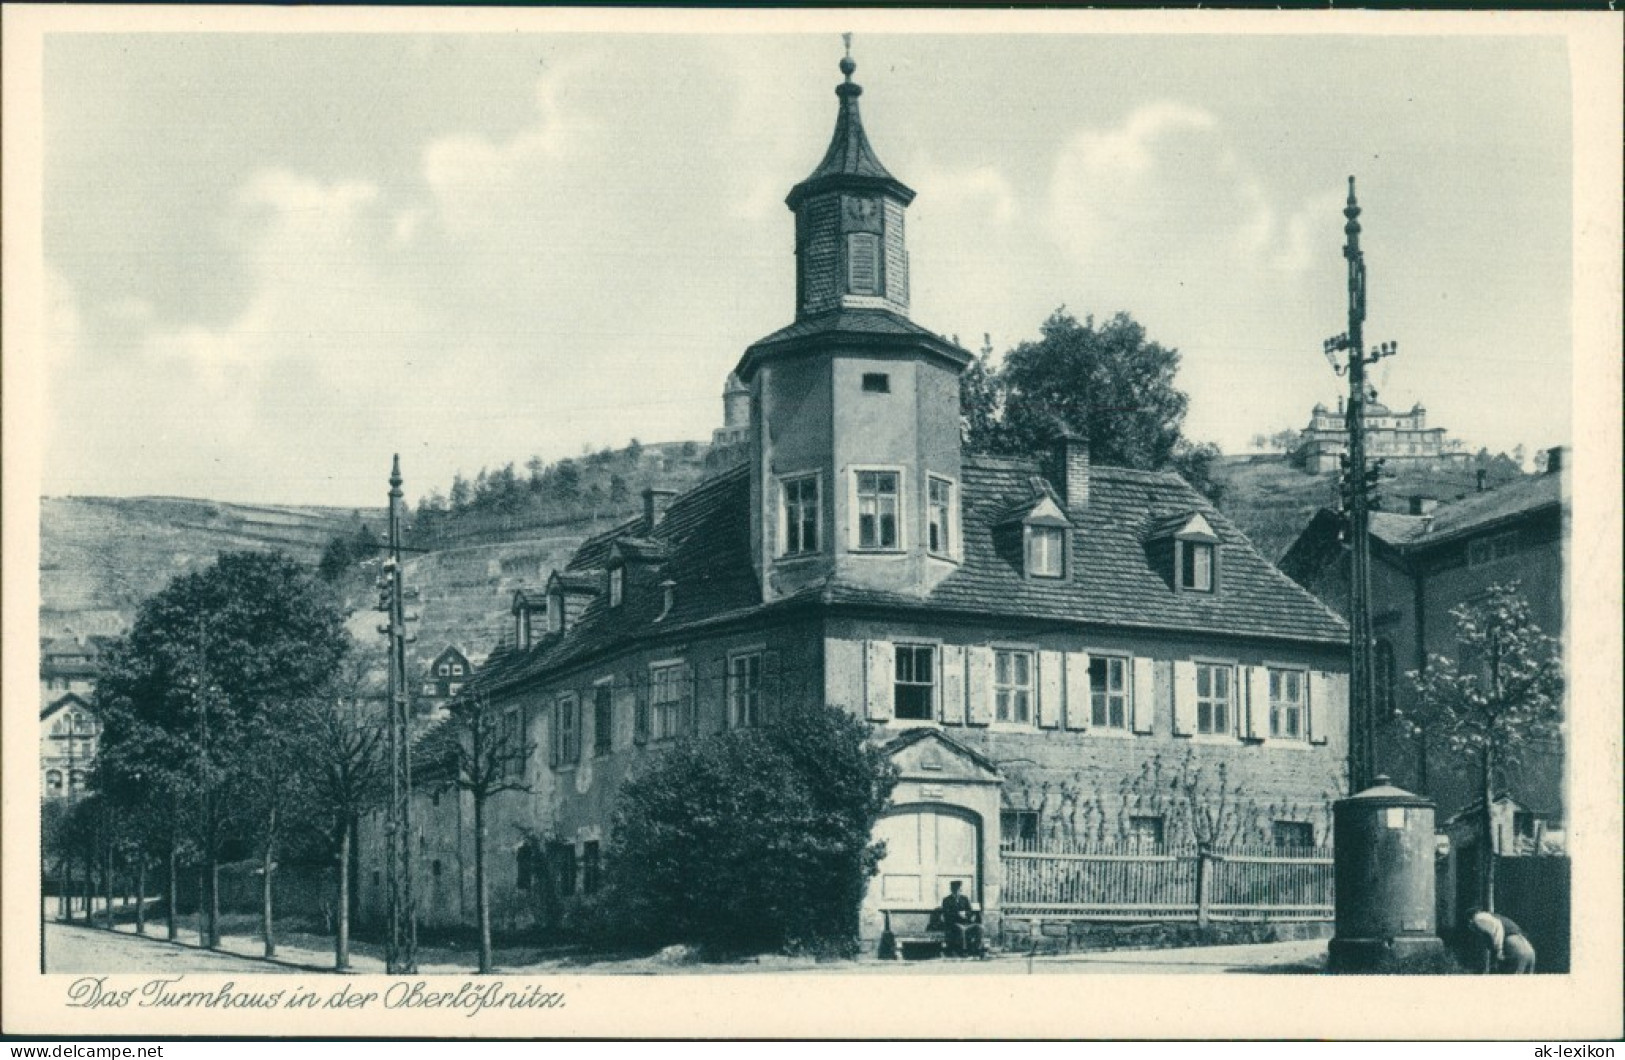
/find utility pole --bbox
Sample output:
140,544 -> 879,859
381,454 -> 418,973
1322,176 -> 1397,795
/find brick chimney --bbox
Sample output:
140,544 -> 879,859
643,487 -> 677,531
1544,446 -> 1567,474
1047,428 -> 1091,513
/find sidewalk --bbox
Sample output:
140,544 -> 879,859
54,913 -> 1327,976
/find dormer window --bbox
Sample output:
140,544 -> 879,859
547,591 -> 563,633
1150,512 -> 1221,595
1181,542 -> 1214,592
1027,526 -> 1065,578
609,566 -> 624,608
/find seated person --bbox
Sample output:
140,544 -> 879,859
939,880 -> 983,957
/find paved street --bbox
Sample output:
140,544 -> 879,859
41,917 -> 1325,976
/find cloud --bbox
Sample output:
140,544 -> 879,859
1048,102 -> 1328,281
920,164 -> 1018,225
423,64 -> 579,236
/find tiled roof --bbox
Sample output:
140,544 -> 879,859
785,69 -> 913,210
1370,473 -> 1563,551
471,454 -> 1347,699
746,308 -> 958,353
549,570 -> 602,593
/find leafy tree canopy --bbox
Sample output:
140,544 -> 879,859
962,309 -> 1224,500
602,704 -> 898,956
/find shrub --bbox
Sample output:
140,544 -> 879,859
600,704 -> 898,956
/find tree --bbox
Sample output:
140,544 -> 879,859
298,656 -> 386,970
1401,584 -> 1563,911
438,692 -> 534,973
91,551 -> 349,948
604,704 -> 898,956
958,334 -> 1007,451
963,309 -> 1224,499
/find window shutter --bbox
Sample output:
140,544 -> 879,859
940,644 -> 966,725
549,699 -> 561,766
965,646 -> 994,726
1308,670 -> 1342,746
1172,660 -> 1198,736
633,691 -> 649,745
824,638 -> 865,715
864,640 -> 894,721
1246,666 -> 1270,740
1132,656 -> 1156,734
1037,650 -> 1063,728
1064,651 -> 1090,730
762,649 -> 781,725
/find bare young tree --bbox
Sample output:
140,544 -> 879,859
1402,583 -> 1563,911
443,691 -> 534,974
299,671 -> 386,971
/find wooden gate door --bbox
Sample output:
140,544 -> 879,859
874,806 -> 981,909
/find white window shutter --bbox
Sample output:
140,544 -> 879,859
1064,651 -> 1090,730
824,637 -> 865,715
1132,656 -> 1156,734
1246,665 -> 1270,740
1172,660 -> 1198,736
966,646 -> 994,726
940,644 -> 966,725
1308,670 -> 1343,746
1038,650 -> 1063,728
865,640 -> 894,722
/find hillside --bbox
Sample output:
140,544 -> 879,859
39,440 -> 733,672
1214,453 -> 1527,562
40,496 -> 384,639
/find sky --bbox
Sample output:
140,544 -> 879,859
40,27 -> 1575,508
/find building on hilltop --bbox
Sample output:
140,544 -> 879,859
365,50 -> 1352,945
1298,395 -> 1467,474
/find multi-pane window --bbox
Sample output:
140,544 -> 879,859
1268,668 -> 1306,740
1468,531 -> 1520,567
438,663 -> 451,676
1027,526 -> 1064,578
650,664 -> 685,740
1000,809 -> 1039,849
781,475 -> 820,556
994,650 -> 1033,724
594,684 -> 613,755
1089,656 -> 1130,730
45,770 -> 63,797
1128,815 -> 1165,849
553,695 -> 579,766
856,471 -> 900,550
728,652 -> 763,729
502,709 -> 522,778
928,477 -> 953,556
893,644 -> 936,720
1181,542 -> 1215,592
608,567 -> 624,608
1195,663 -> 1232,734
1272,821 -> 1315,849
